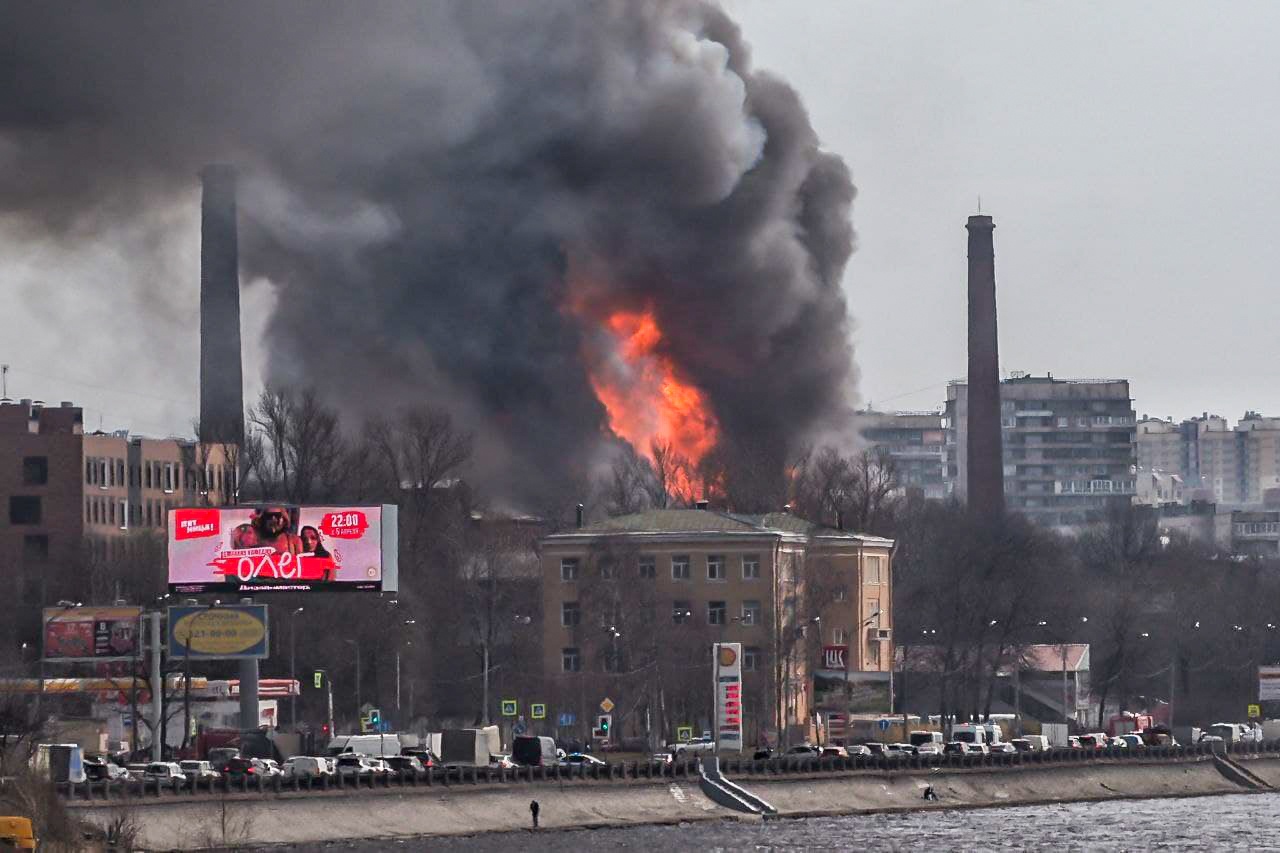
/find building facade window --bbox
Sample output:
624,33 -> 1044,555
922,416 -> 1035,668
672,555 -> 690,580
673,601 -> 692,624
23,535 -> 49,561
707,554 -> 725,581
833,628 -> 849,645
867,642 -> 882,667
9,496 -> 41,525
22,457 -> 49,485
708,600 -> 726,625
599,558 -> 616,579
561,601 -> 580,627
742,554 -> 760,580
741,600 -> 761,625
834,586 -> 847,602
561,648 -> 581,672
743,646 -> 761,671
560,558 -> 580,582
638,555 -> 656,578
865,555 -> 883,584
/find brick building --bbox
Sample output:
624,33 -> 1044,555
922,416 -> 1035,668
539,507 -> 893,750
1,399 -> 234,644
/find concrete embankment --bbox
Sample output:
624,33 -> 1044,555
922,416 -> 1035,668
69,778 -> 747,850
738,758 -> 1246,819
68,756 -> 1279,850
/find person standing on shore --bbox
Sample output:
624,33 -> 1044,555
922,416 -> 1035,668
530,799 -> 540,829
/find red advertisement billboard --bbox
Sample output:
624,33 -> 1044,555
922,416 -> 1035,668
43,607 -> 142,662
168,504 -> 398,594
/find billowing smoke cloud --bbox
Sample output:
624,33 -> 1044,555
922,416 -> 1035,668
0,0 -> 857,504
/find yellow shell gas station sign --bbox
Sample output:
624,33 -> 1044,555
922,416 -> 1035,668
168,605 -> 269,659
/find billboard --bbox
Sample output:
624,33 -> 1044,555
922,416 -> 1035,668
43,607 -> 142,662
1260,665 -> 1280,701
714,642 -> 743,752
168,605 -> 269,660
168,504 -> 398,594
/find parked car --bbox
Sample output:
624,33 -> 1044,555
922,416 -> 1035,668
887,743 -> 918,757
221,757 -> 266,780
125,763 -> 149,781
943,741 -> 980,755
1108,736 -> 1129,748
1119,734 -> 1145,749
751,747 -> 773,761
383,756 -> 427,776
84,757 -> 129,781
671,736 -> 717,757
1010,735 -> 1050,752
179,760 -> 220,781
490,754 -> 519,769
1067,736 -> 1083,750
144,762 -> 186,782
258,759 -> 284,778
335,753 -> 382,778
1078,734 -> 1109,750
866,743 -> 890,756
820,746 -> 848,758
845,744 -> 872,757
563,753 -> 608,767
909,731 -> 945,748
915,744 -> 943,756
281,757 -> 332,780
988,742 -> 1016,754
785,744 -> 820,756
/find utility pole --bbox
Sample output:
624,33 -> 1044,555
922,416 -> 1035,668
1061,643 -> 1070,727
290,607 -> 303,729
149,610 -> 163,761
482,641 -> 490,726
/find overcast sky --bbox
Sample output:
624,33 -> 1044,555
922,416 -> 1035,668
3,2 -> 1277,436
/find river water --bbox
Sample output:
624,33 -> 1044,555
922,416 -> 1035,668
324,793 -> 1280,851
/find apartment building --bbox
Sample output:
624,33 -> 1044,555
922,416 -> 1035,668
856,410 -> 948,499
945,375 -> 1137,528
1,399 -> 233,642
1137,412 -> 1280,506
539,507 -> 893,749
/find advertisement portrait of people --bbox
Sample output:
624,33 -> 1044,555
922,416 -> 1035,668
248,505 -> 302,555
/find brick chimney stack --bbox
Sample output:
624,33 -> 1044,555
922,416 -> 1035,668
965,214 -> 1004,518
198,164 -> 244,445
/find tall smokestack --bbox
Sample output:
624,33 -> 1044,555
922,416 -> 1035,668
198,164 -> 243,445
965,214 -> 1004,518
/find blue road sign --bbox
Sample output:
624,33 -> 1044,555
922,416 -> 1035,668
878,718 -> 891,732
558,712 -> 576,727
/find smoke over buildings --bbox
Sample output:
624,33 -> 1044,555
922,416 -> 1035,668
0,1 -> 859,503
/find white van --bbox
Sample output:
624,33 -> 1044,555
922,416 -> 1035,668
512,735 -> 560,767
908,730 -> 944,748
951,724 -> 987,745
282,756 -> 332,779
1010,735 -> 1050,752
328,734 -> 402,758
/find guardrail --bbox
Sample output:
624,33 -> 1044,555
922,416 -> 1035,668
55,739 -> 1280,802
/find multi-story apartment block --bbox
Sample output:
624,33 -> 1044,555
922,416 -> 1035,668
1,399 -> 234,643
857,410 -> 948,499
539,507 -> 893,749
1137,412 -> 1280,507
946,375 -> 1137,527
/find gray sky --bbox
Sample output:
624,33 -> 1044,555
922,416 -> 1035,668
3,1 -> 1277,436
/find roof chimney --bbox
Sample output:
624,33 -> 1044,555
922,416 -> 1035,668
965,214 -> 1005,519
198,164 -> 244,445
575,503 -> 584,529
694,499 -> 709,510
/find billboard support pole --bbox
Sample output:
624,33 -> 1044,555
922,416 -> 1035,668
327,674 -> 335,743
239,597 -> 260,733
149,610 -> 163,762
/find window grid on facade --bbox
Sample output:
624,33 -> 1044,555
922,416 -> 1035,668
638,555 -> 656,579
707,554 -> 725,581
742,554 -> 760,580
743,647 -> 761,671
741,600 -> 761,625
561,601 -> 580,627
672,555 -> 690,580
708,601 -> 726,625
673,601 -> 691,624
560,558 -> 579,582
561,647 -> 580,672
865,556 -> 882,584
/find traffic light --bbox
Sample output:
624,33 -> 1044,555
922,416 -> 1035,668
595,714 -> 612,738
369,708 -> 381,728
322,723 -> 330,736
313,671 -> 323,690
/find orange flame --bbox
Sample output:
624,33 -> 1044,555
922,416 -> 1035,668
579,305 -> 719,499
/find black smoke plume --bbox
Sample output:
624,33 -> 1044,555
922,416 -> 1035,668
0,0 -> 858,504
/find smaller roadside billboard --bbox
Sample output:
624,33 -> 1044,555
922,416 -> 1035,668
43,607 -> 142,662
168,605 -> 269,660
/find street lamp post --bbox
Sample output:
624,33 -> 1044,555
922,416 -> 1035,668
289,607 -> 304,729
343,639 -> 361,723
397,620 -> 416,719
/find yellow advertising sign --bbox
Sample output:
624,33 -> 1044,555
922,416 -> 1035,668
1248,703 -> 1262,719
169,606 -> 269,659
